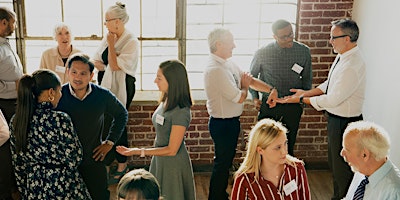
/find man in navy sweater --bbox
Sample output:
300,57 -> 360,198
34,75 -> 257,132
57,53 -> 128,200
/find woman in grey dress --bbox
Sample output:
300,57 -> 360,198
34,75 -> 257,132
117,59 -> 196,200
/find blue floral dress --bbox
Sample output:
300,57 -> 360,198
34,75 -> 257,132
9,102 -> 91,199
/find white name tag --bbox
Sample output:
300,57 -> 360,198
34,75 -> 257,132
283,179 -> 298,196
55,65 -> 66,73
291,63 -> 303,74
156,114 -> 164,126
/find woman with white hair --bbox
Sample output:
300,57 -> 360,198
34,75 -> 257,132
39,23 -> 81,83
231,118 -> 311,200
92,2 -> 139,185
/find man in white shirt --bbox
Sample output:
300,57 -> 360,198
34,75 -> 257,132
204,28 -> 276,200
0,7 -> 23,199
341,121 -> 400,200
277,19 -> 366,200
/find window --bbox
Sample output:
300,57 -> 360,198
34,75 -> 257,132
18,0 -> 297,97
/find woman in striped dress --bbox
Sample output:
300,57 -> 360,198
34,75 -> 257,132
231,118 -> 311,200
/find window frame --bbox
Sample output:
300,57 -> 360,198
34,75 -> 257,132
14,0 -> 298,100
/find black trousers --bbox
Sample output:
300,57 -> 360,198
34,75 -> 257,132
258,99 -> 303,156
101,75 -> 136,165
0,99 -> 17,199
208,116 -> 241,200
79,164 -> 109,200
327,112 -> 363,200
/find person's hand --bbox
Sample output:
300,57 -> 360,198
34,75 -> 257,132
116,146 -> 139,156
92,143 -> 113,161
107,32 -> 117,46
289,88 -> 306,97
267,88 -> 278,108
253,99 -> 261,110
240,72 -> 252,89
276,95 -> 300,104
93,60 -> 106,71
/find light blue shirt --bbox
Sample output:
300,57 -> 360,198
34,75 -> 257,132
345,159 -> 400,200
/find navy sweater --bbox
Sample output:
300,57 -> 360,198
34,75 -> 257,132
56,83 -> 128,166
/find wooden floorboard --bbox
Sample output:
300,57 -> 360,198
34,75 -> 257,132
109,170 -> 333,200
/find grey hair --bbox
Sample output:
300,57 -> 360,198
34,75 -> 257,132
53,23 -> 72,39
344,121 -> 390,161
331,18 -> 359,42
107,2 -> 129,24
207,28 -> 231,53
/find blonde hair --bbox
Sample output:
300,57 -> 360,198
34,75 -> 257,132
234,118 -> 303,181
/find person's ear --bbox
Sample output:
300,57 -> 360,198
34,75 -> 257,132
1,19 -> 7,26
256,146 -> 263,154
362,148 -> 370,160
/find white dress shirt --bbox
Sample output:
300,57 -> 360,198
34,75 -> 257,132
310,46 -> 366,117
204,54 -> 243,118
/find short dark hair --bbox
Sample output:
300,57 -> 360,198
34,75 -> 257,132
117,169 -> 161,200
331,18 -> 359,42
272,19 -> 291,35
66,53 -> 95,73
0,7 -> 16,21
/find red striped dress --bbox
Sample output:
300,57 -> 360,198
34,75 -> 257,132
231,162 -> 311,200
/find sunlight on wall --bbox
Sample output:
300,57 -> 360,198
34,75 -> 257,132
353,0 -> 400,166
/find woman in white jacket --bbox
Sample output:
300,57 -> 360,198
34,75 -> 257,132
92,2 -> 139,185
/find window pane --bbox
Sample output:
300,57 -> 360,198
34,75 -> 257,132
141,0 -> 176,37
24,0 -> 61,36
140,40 -> 178,90
64,0 -> 102,37
260,3 -> 298,23
186,0 -> 298,91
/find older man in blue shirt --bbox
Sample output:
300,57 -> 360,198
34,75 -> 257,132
341,121 -> 400,200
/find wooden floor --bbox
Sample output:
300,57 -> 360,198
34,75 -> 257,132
109,170 -> 333,200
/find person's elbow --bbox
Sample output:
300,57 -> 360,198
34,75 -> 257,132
165,147 -> 179,156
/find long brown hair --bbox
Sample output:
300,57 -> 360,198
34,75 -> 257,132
158,60 -> 193,112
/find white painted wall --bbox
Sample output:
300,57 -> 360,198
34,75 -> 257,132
352,0 -> 400,166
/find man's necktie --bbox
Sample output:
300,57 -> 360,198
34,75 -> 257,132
353,176 -> 369,200
325,56 -> 340,94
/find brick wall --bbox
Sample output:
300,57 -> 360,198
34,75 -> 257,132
126,0 -> 354,170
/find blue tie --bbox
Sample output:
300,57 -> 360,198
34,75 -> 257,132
353,176 -> 369,200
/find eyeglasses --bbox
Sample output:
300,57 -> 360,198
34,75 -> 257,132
330,35 -> 348,40
105,18 -> 119,23
277,32 -> 294,40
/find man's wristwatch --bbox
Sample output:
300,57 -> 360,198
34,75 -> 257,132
299,95 -> 305,107
103,140 -> 114,146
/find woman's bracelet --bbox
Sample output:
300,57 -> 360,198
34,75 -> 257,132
140,148 -> 145,158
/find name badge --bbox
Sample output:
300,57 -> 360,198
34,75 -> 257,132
55,65 -> 66,73
283,179 -> 298,196
156,114 -> 164,126
291,63 -> 303,74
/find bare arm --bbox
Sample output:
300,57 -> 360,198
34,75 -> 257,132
237,72 -> 252,103
116,125 -> 186,157
249,77 -> 274,93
